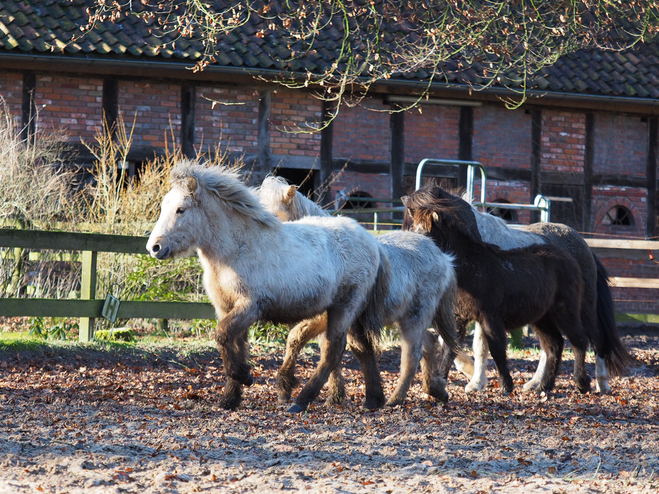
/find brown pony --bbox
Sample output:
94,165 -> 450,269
403,195 -> 590,395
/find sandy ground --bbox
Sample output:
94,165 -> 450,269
0,327 -> 658,493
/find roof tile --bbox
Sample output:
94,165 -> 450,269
0,0 -> 657,101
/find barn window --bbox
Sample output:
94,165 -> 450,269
487,199 -> 518,223
344,191 -> 376,209
603,206 -> 634,226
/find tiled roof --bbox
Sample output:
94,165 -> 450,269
1,0 -> 659,100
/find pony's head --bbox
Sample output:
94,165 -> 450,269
402,187 -> 483,251
256,175 -> 328,221
256,175 -> 300,221
147,161 -> 278,260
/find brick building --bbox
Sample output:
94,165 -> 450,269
1,1 -> 659,313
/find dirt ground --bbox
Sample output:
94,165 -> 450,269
0,327 -> 658,494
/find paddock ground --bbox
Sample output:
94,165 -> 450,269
0,327 -> 657,493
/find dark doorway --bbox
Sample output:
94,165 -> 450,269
275,168 -> 316,198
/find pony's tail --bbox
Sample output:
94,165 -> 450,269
594,254 -> 632,376
356,245 -> 392,349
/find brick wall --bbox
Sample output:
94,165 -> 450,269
472,180 -> 534,224
329,170 -> 391,200
0,71 -> 23,120
333,100 -> 390,161
473,105 -> 532,170
34,75 -> 103,142
404,105 -> 460,164
593,114 -> 647,178
541,110 -> 586,173
270,90 -> 321,158
196,86 -> 259,156
117,81 -> 180,150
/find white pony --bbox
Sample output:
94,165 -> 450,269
147,162 -> 383,412
256,176 -> 461,406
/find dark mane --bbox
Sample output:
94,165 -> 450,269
403,186 -> 482,243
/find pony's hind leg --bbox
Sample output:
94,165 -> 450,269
595,356 -> 610,394
289,304 -> 352,413
421,329 -> 449,403
551,304 -> 591,393
319,331 -> 346,406
277,314 -> 327,403
387,322 -> 425,407
522,350 -> 548,393
465,323 -> 490,394
347,324 -> 386,410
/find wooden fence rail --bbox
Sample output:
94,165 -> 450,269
1,229 -> 658,343
0,229 -> 215,341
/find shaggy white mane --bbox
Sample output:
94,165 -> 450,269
170,161 -> 279,228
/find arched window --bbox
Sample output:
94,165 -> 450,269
602,206 -> 634,227
344,191 -> 376,209
487,199 -> 518,223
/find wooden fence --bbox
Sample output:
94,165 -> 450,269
1,229 -> 658,342
0,229 -> 215,341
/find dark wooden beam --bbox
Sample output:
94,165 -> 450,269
20,72 -> 36,143
458,106 -> 473,188
257,90 -> 272,178
583,112 -> 595,232
530,109 -> 542,223
647,117 -> 658,238
317,99 -> 334,206
390,106 -> 405,200
181,84 -> 196,158
102,77 -> 118,137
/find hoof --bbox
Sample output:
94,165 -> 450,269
464,379 -> 487,394
286,403 -> 306,414
239,373 -> 254,386
277,392 -> 292,404
325,395 -> 344,407
522,380 -> 540,393
576,378 -> 591,394
218,394 -> 241,411
364,394 -> 386,410
433,389 -> 449,404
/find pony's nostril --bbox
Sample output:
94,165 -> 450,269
152,244 -> 161,253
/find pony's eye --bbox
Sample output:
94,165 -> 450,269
176,207 -> 185,215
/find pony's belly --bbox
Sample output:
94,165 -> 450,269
259,294 -> 332,326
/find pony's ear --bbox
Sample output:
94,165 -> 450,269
401,195 -> 410,206
186,176 -> 198,196
283,185 -> 297,205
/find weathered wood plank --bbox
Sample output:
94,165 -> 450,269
0,229 -> 149,254
0,299 -> 215,320
585,238 -> 659,250
610,277 -> 659,289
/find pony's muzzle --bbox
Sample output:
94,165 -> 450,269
148,242 -> 171,260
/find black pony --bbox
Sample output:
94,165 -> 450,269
403,195 -> 592,395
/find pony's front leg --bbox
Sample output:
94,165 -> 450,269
213,305 -> 259,411
288,305 -> 351,413
465,323 -> 490,393
479,318 -> 513,395
277,314 -> 327,403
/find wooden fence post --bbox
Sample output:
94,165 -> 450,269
79,250 -> 98,342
